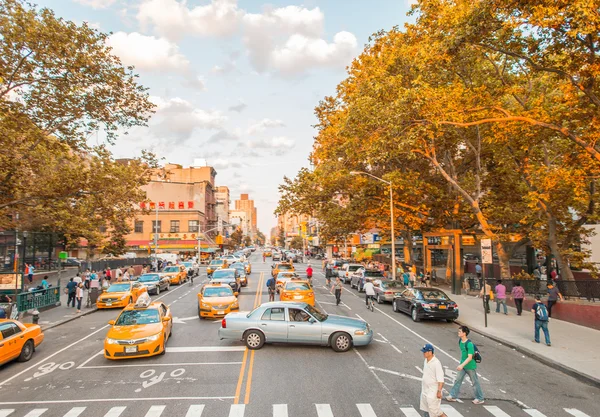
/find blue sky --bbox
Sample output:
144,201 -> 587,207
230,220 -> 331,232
37,0 -> 416,234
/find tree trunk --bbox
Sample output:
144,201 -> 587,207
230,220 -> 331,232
402,230 -> 413,264
547,215 -> 575,281
495,242 -> 512,279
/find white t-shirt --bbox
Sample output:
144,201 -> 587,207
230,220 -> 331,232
73,276 -> 82,284
421,356 -> 445,395
363,282 -> 375,296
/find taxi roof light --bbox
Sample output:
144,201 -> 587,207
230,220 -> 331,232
135,293 -> 152,308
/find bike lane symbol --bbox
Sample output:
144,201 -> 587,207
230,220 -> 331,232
25,361 -> 75,382
135,368 -> 186,392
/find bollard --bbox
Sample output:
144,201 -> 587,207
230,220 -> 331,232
32,309 -> 40,325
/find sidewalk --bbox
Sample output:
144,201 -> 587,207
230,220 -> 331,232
453,291 -> 600,387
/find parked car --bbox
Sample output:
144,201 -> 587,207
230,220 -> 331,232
351,269 -> 385,292
137,273 -> 171,295
372,279 -> 404,304
218,302 -> 373,352
392,287 -> 459,323
64,257 -> 83,268
0,319 -> 44,365
339,263 -> 364,284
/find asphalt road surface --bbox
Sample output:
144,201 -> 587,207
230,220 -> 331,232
0,253 -> 597,417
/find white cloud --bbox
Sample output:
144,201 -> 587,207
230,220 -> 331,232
228,100 -> 247,113
247,136 -> 295,149
211,158 -> 243,169
74,0 -> 116,9
137,0 -> 241,40
207,129 -> 242,143
247,118 -> 285,134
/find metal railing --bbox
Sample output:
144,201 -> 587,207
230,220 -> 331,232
16,287 -> 61,312
480,279 -> 600,302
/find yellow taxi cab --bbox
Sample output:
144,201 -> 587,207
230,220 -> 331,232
264,249 -> 272,257
279,279 -> 315,306
275,271 -> 300,293
104,293 -> 172,360
207,259 -> 227,276
0,319 -> 44,365
161,265 -> 187,285
272,261 -> 295,278
244,260 -> 252,275
97,281 -> 148,309
197,283 -> 239,319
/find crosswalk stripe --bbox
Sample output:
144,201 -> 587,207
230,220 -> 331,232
23,410 -> 47,417
103,407 -> 126,417
0,411 -> 14,417
63,407 -> 86,417
524,410 -> 548,417
441,405 -> 464,417
315,404 -> 334,417
144,406 -> 166,417
399,407 -> 421,417
565,409 -> 592,417
185,405 -> 205,417
356,404 -> 377,417
229,404 -> 245,417
273,404 -> 288,417
484,406 -> 511,417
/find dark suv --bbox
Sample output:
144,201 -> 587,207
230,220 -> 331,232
351,269 -> 385,292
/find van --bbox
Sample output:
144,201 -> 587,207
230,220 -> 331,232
158,253 -> 180,265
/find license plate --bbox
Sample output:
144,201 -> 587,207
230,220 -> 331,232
106,302 -> 112,306
125,346 -> 138,353
217,311 -> 224,315
439,305 -> 447,309
294,296 -> 303,300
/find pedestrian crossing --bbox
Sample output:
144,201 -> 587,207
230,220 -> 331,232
0,404 -> 591,417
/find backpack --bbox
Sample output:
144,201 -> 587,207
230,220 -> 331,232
535,303 -> 549,321
463,339 -> 482,363
266,278 -> 275,289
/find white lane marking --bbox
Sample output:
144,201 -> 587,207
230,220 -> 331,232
228,404 -> 245,417
0,411 -> 13,417
0,397 -> 235,406
23,410 -> 47,417
391,344 -> 403,354
400,408 -> 421,417
341,302 -> 352,310
564,409 -> 592,417
104,407 -> 126,417
356,403 -> 377,417
484,406 -> 511,417
355,314 -> 366,321
80,362 -> 242,369
77,350 -> 103,369
273,404 -> 288,417
441,405 -> 465,417
369,366 -> 422,382
166,346 -> 246,353
185,405 -> 205,417
524,410 -> 548,417
353,349 -> 399,406
377,333 -> 389,343
144,406 -> 165,417
63,407 -> 86,417
315,404 -> 334,417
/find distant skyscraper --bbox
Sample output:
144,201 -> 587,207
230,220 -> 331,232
235,194 -> 257,236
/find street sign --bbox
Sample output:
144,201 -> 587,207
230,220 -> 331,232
59,251 -> 68,260
480,239 -> 493,264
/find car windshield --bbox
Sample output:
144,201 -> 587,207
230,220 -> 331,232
365,271 -> 384,277
213,270 -> 235,279
138,274 -> 160,282
182,262 -> 192,267
210,260 -> 224,266
107,283 -> 130,292
115,309 -> 160,325
285,282 -> 310,291
163,267 -> 179,273
203,287 -> 234,297
349,265 -> 363,271
278,264 -> 292,270
420,290 -> 450,300
381,281 -> 401,289
304,304 -> 328,322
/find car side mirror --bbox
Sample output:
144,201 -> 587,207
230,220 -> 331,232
308,317 -> 316,324
108,320 -> 115,325
163,317 -> 171,322
271,265 -> 275,268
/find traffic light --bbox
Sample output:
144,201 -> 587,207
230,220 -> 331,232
215,235 -> 223,244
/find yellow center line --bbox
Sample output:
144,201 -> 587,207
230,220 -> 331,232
233,348 -> 248,404
243,350 -> 255,404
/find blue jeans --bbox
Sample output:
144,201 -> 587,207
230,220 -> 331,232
449,368 -> 484,401
495,298 -> 507,314
534,319 -> 551,344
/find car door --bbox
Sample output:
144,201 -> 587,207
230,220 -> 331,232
0,322 -> 23,363
286,308 -> 322,344
258,307 -> 287,342
397,289 -> 412,313
160,303 -> 172,340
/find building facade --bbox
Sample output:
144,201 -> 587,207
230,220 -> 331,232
215,186 -> 230,235
234,194 -> 257,237
230,210 -> 250,236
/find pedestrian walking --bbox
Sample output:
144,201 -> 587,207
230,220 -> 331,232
494,280 -> 508,315
26,263 -> 35,284
115,267 -> 123,282
409,270 -> 416,288
66,277 -> 77,308
73,273 -> 82,285
331,277 -> 343,306
511,281 -> 525,315
266,275 -> 276,302
306,264 -> 313,285
420,343 -> 448,417
532,295 -> 551,346
402,270 -> 410,286
546,282 -> 563,318
479,281 -> 491,313
475,262 -> 482,279
84,269 -> 91,289
75,282 -> 84,313
263,252 -> 266,263
425,270 -> 432,287
446,326 -> 485,404
105,268 -> 112,282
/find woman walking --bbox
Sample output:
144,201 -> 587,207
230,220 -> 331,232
511,281 -> 526,316
331,277 -> 343,306
75,282 -> 84,313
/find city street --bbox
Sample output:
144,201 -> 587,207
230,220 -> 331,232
0,254 -> 596,417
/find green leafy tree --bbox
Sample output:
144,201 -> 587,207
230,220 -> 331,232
230,229 -> 243,246
290,236 -> 303,250
243,236 -> 252,247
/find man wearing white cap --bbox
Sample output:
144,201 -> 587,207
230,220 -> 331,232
420,343 -> 447,417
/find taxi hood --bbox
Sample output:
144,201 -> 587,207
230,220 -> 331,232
107,323 -> 163,339
201,296 -> 236,304
99,291 -> 128,298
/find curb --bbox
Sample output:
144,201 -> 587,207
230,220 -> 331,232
456,319 -> 600,389
25,307 -> 99,331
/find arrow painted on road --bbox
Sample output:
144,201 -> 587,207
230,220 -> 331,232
172,316 -> 199,324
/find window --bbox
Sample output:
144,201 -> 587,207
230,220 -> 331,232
152,221 -> 161,233
188,220 -> 199,233
134,221 -> 143,233
288,308 -> 311,322
261,308 -> 285,321
0,323 -> 20,338
170,220 -> 180,233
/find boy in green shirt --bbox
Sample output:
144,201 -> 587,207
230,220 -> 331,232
446,325 -> 485,404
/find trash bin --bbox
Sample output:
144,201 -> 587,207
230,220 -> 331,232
89,287 -> 100,305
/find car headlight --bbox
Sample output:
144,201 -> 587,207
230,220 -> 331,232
147,284 -> 156,288
231,300 -> 239,308
120,295 -> 128,300
147,333 -> 161,342
201,302 -> 211,309
106,338 -> 118,344
354,329 -> 367,336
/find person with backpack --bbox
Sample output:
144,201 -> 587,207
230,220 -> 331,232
532,295 -> 551,346
446,325 -> 485,405
266,275 -> 276,302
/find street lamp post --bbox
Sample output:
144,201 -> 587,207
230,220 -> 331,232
350,171 -> 396,280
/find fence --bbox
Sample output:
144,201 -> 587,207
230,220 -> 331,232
88,257 -> 152,272
16,287 -> 61,312
481,279 -> 600,302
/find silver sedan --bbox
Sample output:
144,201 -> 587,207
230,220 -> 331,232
373,279 -> 405,304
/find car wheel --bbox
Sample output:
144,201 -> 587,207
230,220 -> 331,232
156,286 -> 160,295
166,283 -> 170,291
393,300 -> 398,312
377,294 -> 383,304
160,335 -> 167,355
18,340 -> 34,362
351,281 -> 355,289
411,307 -> 420,322
331,332 -> 352,353
244,330 -> 265,350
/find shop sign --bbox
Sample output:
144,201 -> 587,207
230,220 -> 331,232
141,201 -> 195,210
0,273 -> 20,290
462,235 -> 476,246
150,233 -> 197,240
